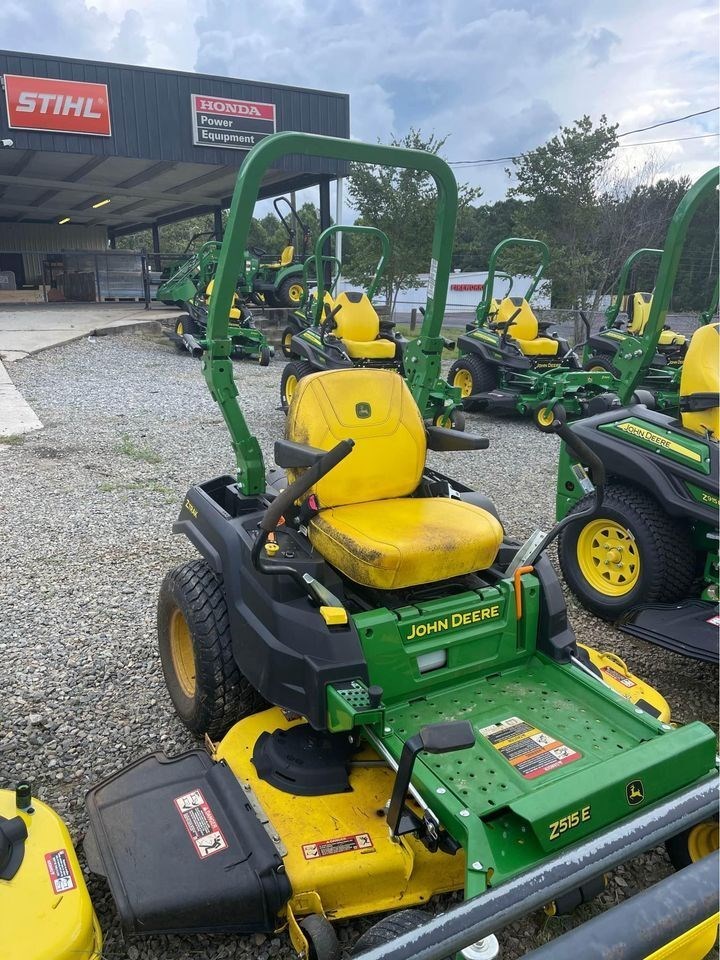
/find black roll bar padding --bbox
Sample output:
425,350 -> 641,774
425,427 -> 490,452
352,778 -> 719,960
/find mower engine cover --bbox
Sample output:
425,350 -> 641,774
0,789 -> 102,960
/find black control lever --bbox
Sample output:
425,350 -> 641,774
386,721 -> 475,846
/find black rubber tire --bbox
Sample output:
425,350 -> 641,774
665,821 -> 719,871
352,910 -> 451,958
275,276 -> 304,309
584,354 -> 616,373
558,483 -> 696,620
281,325 -> 296,358
448,354 -> 497,411
300,914 -> 340,960
280,359 -> 314,413
258,345 -> 271,367
533,403 -> 560,433
173,314 -> 196,352
157,559 -> 264,739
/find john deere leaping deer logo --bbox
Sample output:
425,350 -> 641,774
626,779 -> 645,806
355,402 -> 372,419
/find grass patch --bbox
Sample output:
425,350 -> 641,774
395,324 -> 465,358
117,435 -> 162,465
0,434 -> 25,445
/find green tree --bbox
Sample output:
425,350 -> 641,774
344,129 -> 481,314
508,115 -> 619,307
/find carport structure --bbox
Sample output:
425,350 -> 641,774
0,50 -> 349,266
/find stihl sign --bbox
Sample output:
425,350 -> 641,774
191,94 -> 276,150
3,75 -> 112,136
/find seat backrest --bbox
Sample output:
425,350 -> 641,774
627,292 -> 653,334
280,245 -> 294,267
286,368 -> 426,507
332,292 -> 381,343
495,297 -> 538,341
680,322 -> 720,439
205,278 -> 241,319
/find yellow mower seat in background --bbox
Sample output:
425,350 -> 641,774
628,292 -> 686,345
494,297 -> 559,357
205,278 -> 242,321
286,368 -> 503,589
679,322 -> 720,440
332,291 -> 396,360
262,245 -> 295,269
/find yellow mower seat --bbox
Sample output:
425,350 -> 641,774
333,291 -> 396,360
628,293 -> 685,345
679,322 -> 719,439
205,278 -> 242,320
286,368 -> 503,589
495,297 -> 559,357
262,245 -> 295,269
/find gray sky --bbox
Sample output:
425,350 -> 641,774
2,0 -> 718,202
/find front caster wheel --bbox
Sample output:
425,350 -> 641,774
300,914 -> 340,960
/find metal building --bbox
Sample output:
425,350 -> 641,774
0,51 -> 349,300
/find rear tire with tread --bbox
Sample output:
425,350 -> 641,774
448,354 -> 497,411
352,910 -> 452,958
280,359 -> 315,413
558,483 -> 696,619
157,559 -> 264,739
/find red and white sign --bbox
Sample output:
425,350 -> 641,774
45,849 -> 77,894
451,283 -> 484,291
192,94 -> 276,150
3,74 -> 111,136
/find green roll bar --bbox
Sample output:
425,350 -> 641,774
203,132 -> 458,493
699,277 -> 719,326
476,237 -> 550,325
615,166 -> 720,404
311,224 -> 390,323
602,248 -> 663,329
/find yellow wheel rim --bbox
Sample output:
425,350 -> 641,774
288,284 -> 304,304
176,321 -> 184,336
283,331 -> 293,349
536,406 -> 555,428
577,519 -> 641,596
589,364 -> 607,372
285,373 -> 298,404
434,413 -> 450,428
169,608 -> 196,698
687,822 -> 719,862
452,368 -> 474,398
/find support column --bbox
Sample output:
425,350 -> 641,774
214,207 -> 224,241
335,177 -> 344,264
108,235 -> 116,250
151,223 -> 161,271
319,178 -> 331,285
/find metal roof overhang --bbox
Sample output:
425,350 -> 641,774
0,149 -> 335,236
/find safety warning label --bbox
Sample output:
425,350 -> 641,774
479,716 -> 581,779
302,833 -> 374,860
601,665 -> 636,688
706,614 -> 720,627
45,849 -> 77,894
174,789 -> 228,859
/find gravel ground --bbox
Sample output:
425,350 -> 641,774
1,329 -> 717,960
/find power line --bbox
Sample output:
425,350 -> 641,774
618,106 -> 719,137
448,107 -> 720,166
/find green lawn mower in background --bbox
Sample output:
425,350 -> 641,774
448,238 -> 623,430
82,132 -> 719,960
238,195 -> 311,307
155,230 -> 217,306
281,223 -> 464,427
280,252 -> 343,357
171,239 -> 273,364
556,167 -> 720,662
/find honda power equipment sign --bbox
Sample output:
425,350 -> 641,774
3,75 -> 111,136
191,94 -> 276,150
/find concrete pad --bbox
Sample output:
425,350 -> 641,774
0,303 -> 180,361
0,360 -> 42,437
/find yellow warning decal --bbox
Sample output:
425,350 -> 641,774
479,716 -> 581,779
302,833 -> 374,860
615,423 -> 702,462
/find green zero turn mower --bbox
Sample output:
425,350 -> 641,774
0,783 -> 102,960
82,133 -> 719,960
280,252 -> 343,358
556,168 -> 719,662
281,223 -> 464,427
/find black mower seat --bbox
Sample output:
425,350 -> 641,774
286,368 -> 503,589
679,322 -> 719,439
494,297 -> 559,356
332,292 -> 396,360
